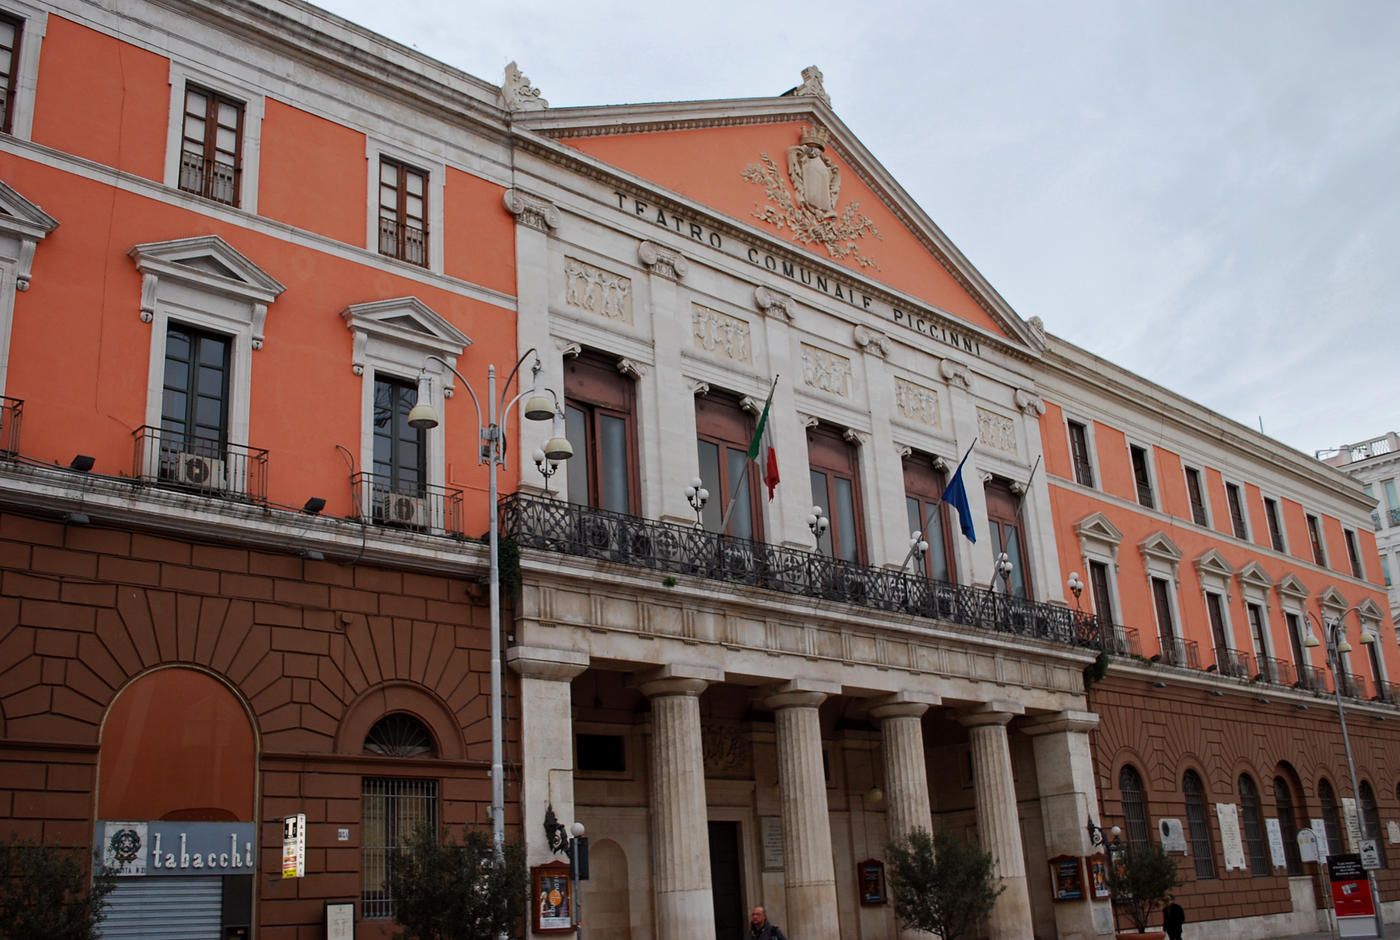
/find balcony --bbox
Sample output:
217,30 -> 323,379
1254,655 -> 1294,687
1390,509 -> 1400,528
178,150 -> 239,206
133,426 -> 268,505
1072,459 -> 1094,488
499,493 -> 1102,651
378,218 -> 428,267
0,396 -> 20,455
352,472 -> 464,537
1214,647 -> 1253,680
1156,636 -> 1200,669
1375,682 -> 1400,706
1294,663 -> 1327,693
1337,671 -> 1370,700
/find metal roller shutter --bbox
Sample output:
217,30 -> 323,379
100,876 -> 223,939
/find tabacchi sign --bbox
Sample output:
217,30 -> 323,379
98,820 -> 256,877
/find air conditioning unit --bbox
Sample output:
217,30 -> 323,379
174,453 -> 225,488
380,492 -> 428,528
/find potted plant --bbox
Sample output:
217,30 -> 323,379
885,828 -> 1005,940
1105,841 -> 1179,937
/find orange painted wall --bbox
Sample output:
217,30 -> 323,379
258,98 -> 366,245
98,669 -> 256,820
568,123 -> 1006,337
1202,467 -> 1231,538
1244,483 -> 1269,550
444,167 -> 515,294
1092,423 -> 1132,503
0,154 -> 516,535
1154,447 -> 1186,520
1039,405 -> 1072,480
30,16 -> 168,183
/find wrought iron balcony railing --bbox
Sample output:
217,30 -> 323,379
1072,459 -> 1095,488
352,472 -> 464,537
179,150 -> 240,206
1157,636 -> 1200,669
1390,508 -> 1400,528
499,493 -> 1102,650
1376,682 -> 1400,706
1214,647 -> 1253,680
1255,655 -> 1293,687
0,396 -> 20,455
1337,671 -> 1369,700
1294,663 -> 1326,693
1094,623 -> 1141,658
378,218 -> 428,267
133,426 -> 268,505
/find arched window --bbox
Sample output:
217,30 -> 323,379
364,713 -> 438,758
1360,781 -> 1387,868
1239,774 -> 1268,876
1182,770 -> 1216,879
361,713 -> 439,919
1120,765 -> 1151,854
1273,776 -> 1304,875
1319,778 -> 1345,860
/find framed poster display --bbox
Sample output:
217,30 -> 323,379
857,858 -> 885,905
324,901 -> 354,940
532,862 -> 574,933
1048,855 -> 1084,901
1088,855 -> 1112,899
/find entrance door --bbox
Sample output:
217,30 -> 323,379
708,821 -> 744,939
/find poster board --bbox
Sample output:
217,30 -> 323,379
1087,855 -> 1112,899
1048,855 -> 1084,902
857,858 -> 885,905
532,863 -> 574,933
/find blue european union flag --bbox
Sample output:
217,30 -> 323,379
941,451 -> 977,543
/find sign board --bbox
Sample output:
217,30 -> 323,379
532,863 -> 574,933
1048,855 -> 1084,901
1360,840 -> 1381,871
1312,818 -> 1332,860
1216,802 -> 1247,871
1158,818 -> 1187,854
1328,853 -> 1378,938
1388,820 -> 1400,845
1298,828 -> 1319,863
98,821 -> 256,877
1343,798 -> 1362,852
1266,818 -> 1287,869
760,816 -> 784,870
282,813 -> 306,879
325,901 -> 354,940
857,858 -> 885,905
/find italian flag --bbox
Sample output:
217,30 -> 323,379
748,380 -> 780,499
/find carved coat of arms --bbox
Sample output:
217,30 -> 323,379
743,124 -> 881,268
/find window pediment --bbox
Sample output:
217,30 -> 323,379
0,179 -> 58,292
1193,548 -> 1234,579
1357,598 -> 1384,622
340,296 -> 470,391
1275,573 -> 1309,603
1139,531 -> 1182,581
1074,511 -> 1123,565
129,236 -> 285,347
1317,585 -> 1348,613
1236,561 -> 1272,594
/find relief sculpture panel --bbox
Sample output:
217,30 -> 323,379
977,407 -> 1018,455
894,377 -> 940,428
564,256 -> 633,324
801,343 -> 853,398
692,304 -> 752,363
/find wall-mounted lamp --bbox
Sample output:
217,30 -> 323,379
69,454 -> 95,472
302,497 -> 326,515
866,786 -> 885,804
1254,696 -> 1270,705
1208,690 -> 1223,697
1087,820 -> 1121,847
1152,681 -> 1167,688
62,511 -> 90,526
533,449 -> 560,496
300,549 -> 325,561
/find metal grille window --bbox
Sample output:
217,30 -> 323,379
1361,781 -> 1387,868
1182,771 -> 1215,878
1238,774 -> 1269,876
180,84 -> 243,205
1319,778 -> 1344,859
361,777 -> 438,919
0,12 -> 20,134
1273,776 -> 1304,875
379,158 -> 428,266
1119,765 -> 1151,855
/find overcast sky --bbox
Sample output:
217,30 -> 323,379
316,0 -> 1398,458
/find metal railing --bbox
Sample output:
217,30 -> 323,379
178,150 -> 239,206
1072,459 -> 1094,488
0,396 -> 20,455
1255,655 -> 1294,687
1214,647 -> 1253,680
1375,682 -> 1400,706
352,472 -> 464,537
1337,672 -> 1370,700
1294,663 -> 1327,693
378,218 -> 428,267
499,493 -> 1102,650
1390,508 -> 1400,528
132,426 -> 268,505
1157,636 -> 1200,669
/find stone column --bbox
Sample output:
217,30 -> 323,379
1023,710 -> 1109,940
959,701 -> 1033,940
637,664 -> 723,940
765,681 -> 840,939
871,693 -> 939,940
506,646 -> 589,884
504,189 -> 560,494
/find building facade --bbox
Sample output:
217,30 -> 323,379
0,2 -> 1396,939
1323,432 -> 1400,627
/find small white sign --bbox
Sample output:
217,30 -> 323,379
1298,828 -> 1319,863
1266,818 -> 1287,869
1343,798 -> 1362,853
760,816 -> 784,870
1312,818 -> 1332,860
337,828 -> 350,842
1388,820 -> 1399,845
1158,818 -> 1188,854
282,813 -> 307,879
1361,839 -> 1381,871
1216,803 -> 1247,871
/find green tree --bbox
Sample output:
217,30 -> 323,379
1105,842 -> 1180,933
885,827 -> 1004,940
387,825 -> 526,940
0,835 -> 115,940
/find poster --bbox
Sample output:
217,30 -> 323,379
1328,854 -> 1375,919
1088,856 -> 1111,899
1312,818 -> 1332,861
1265,817 -> 1287,869
1048,855 -> 1084,901
857,858 -> 885,905
1216,803 -> 1246,871
532,864 -> 573,933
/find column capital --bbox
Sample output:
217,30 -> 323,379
503,188 -> 559,232
507,646 -> 588,681
763,679 -> 839,711
634,663 -> 723,699
957,700 -> 1024,729
1020,710 -> 1099,736
868,691 -> 940,721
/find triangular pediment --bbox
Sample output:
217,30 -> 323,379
1193,548 -> 1234,579
1235,561 -> 1273,592
1275,573 -> 1309,602
1074,512 -> 1123,546
1357,598 -> 1385,622
129,235 -> 285,303
0,179 -> 59,240
515,93 -> 1042,354
1317,585 -> 1349,612
1138,531 -> 1182,563
340,297 -> 471,353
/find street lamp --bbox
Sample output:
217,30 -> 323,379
996,551 -> 1014,592
408,349 -> 570,853
1067,571 -> 1084,612
1303,605 -> 1384,936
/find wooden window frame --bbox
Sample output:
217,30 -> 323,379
1344,528 -> 1364,579
1088,559 -> 1114,624
902,452 -> 956,583
807,423 -> 866,564
0,11 -> 21,135
985,478 -> 1032,599
1128,443 -> 1155,509
1263,496 -> 1286,552
1066,418 -> 1095,488
695,391 -> 762,541
179,83 -> 245,206
564,351 -> 639,515
1184,465 -> 1209,527
1306,513 -> 1328,567
378,157 -> 429,267
1225,481 -> 1249,541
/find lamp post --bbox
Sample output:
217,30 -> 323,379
408,350 -> 571,853
1067,571 -> 1084,612
806,504 -> 828,550
1303,606 -> 1384,937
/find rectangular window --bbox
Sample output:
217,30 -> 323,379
1129,444 -> 1155,509
180,84 -> 244,205
379,157 -> 428,266
1385,480 -> 1400,522
1225,482 -> 1248,540
695,392 -> 761,541
1344,529 -> 1364,579
565,352 -> 637,514
362,777 -> 437,919
0,12 -> 20,134
1152,577 -> 1176,643
1365,485 -> 1380,530
1247,603 -> 1268,677
1067,420 -> 1094,487
809,424 -> 864,564
1383,555 -> 1393,588
1206,592 -> 1231,668
1184,467 -> 1208,527
372,376 -> 425,497
986,480 -> 1030,599
1088,560 -> 1114,623
1306,513 -> 1327,566
1264,497 -> 1286,551
160,325 -> 230,483
1285,611 -> 1308,681
903,454 -> 955,583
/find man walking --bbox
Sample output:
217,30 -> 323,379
750,905 -> 788,940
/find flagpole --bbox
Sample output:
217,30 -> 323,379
719,376 -> 779,532
988,454 -> 1042,593
902,439 -> 978,574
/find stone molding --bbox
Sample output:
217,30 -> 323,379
499,61 -> 548,111
753,285 -> 796,321
852,324 -> 889,357
507,645 -> 589,681
638,240 -> 688,280
503,188 -> 559,232
1020,709 -> 1099,736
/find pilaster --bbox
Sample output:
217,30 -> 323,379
637,241 -> 694,525
506,189 -> 560,494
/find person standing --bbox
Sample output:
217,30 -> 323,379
1162,894 -> 1185,940
750,905 -> 788,940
